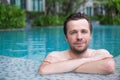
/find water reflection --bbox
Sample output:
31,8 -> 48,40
0,26 -> 120,60
90,26 -> 120,57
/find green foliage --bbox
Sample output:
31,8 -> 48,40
45,0 -> 87,14
0,4 -> 26,29
32,14 -> 69,26
92,0 -> 120,25
105,0 -> 120,15
26,11 -> 44,20
90,15 -> 120,25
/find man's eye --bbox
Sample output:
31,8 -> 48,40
70,31 -> 77,35
82,30 -> 88,34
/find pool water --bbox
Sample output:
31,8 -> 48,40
0,26 -> 120,62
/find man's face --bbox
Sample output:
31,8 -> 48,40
66,19 -> 91,54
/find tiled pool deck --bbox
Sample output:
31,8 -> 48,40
0,55 -> 120,80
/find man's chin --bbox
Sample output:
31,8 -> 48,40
72,48 -> 87,54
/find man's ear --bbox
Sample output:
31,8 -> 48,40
64,35 -> 68,42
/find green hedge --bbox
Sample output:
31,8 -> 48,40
33,14 -> 120,26
0,4 -> 26,29
90,15 -> 120,25
32,14 -> 69,26
100,15 -> 120,25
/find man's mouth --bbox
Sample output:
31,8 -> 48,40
74,42 -> 84,46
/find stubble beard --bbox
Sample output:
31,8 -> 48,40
70,45 -> 88,55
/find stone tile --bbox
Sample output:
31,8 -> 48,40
0,55 -> 120,80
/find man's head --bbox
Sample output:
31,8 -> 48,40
64,12 -> 92,37
63,12 -> 92,54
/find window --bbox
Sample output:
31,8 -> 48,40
20,0 -> 26,9
32,0 -> 43,11
10,0 -> 15,5
87,7 -> 92,16
10,0 -> 20,8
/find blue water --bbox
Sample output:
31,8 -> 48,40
0,26 -> 120,61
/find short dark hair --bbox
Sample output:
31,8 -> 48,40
63,12 -> 92,37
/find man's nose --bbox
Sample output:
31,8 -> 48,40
77,32 -> 83,40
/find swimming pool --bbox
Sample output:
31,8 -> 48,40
0,26 -> 120,61
0,26 -> 120,80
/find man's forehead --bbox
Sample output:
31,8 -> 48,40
67,19 -> 90,29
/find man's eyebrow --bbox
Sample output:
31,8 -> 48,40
69,30 -> 77,32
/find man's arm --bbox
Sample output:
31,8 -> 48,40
39,51 -> 112,75
74,58 -> 115,74
74,50 -> 115,74
39,58 -> 93,75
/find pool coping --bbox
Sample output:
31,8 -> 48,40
0,55 -> 120,80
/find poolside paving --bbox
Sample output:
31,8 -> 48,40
0,55 -> 120,80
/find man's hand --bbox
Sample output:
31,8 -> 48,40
74,50 -> 115,74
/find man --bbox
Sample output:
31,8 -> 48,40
39,12 -> 115,75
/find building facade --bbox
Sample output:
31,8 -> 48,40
1,0 -> 107,16
77,0 -> 107,16
7,0 -> 45,12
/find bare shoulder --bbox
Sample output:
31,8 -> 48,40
94,49 -> 113,57
47,50 -> 68,57
44,50 -> 70,63
95,49 -> 110,54
47,51 -> 61,57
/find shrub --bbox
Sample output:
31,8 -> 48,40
90,15 -> 120,25
0,4 -> 26,29
32,14 -> 68,27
